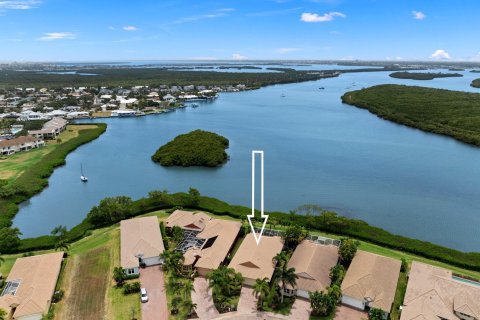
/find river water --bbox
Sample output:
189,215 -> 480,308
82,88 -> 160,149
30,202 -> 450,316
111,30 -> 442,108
13,68 -> 480,252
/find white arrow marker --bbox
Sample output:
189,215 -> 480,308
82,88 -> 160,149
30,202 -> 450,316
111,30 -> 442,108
248,150 -> 269,245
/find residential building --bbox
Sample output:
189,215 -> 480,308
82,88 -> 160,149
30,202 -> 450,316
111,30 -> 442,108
0,135 -> 45,155
28,117 -> 68,139
284,240 -> 339,298
0,252 -> 64,320
401,261 -> 480,320
165,210 -> 212,231
162,94 -> 176,103
183,219 -> 241,276
120,216 -> 165,275
341,250 -> 401,317
228,234 -> 284,286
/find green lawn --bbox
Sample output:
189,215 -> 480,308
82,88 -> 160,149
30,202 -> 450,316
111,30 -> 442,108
390,272 -> 408,320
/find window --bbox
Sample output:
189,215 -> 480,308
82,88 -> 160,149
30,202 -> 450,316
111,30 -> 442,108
126,268 -> 136,275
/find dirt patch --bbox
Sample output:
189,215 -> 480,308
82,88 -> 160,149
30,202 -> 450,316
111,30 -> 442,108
60,246 -> 111,320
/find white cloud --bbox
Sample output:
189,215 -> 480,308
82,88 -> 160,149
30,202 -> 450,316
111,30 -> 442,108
122,26 -> 138,31
38,32 -> 75,41
275,47 -> 302,54
412,11 -> 426,20
430,49 -> 451,60
173,8 -> 234,24
300,11 -> 346,23
232,53 -> 248,60
0,0 -> 40,10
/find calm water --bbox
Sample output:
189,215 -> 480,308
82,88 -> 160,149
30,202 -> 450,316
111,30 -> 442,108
14,69 -> 480,252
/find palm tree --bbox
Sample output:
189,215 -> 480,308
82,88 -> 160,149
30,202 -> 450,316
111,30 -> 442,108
273,254 -> 298,303
182,300 -> 197,316
273,251 -> 288,269
160,250 -> 184,275
171,296 -> 182,315
183,280 -> 195,298
0,308 -> 7,320
253,278 -> 270,310
55,239 -> 70,252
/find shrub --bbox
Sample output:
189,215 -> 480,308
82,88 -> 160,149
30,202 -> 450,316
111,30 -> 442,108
123,282 -> 141,295
52,290 -> 64,303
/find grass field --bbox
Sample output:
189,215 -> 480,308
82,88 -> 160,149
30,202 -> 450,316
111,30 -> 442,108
0,125 -> 98,182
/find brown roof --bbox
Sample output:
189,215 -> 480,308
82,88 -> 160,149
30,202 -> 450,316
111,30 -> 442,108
0,252 -> 64,318
228,234 -> 284,282
401,262 -> 480,320
0,135 -> 42,148
341,250 -> 401,313
120,216 -> 165,269
165,210 -> 212,230
287,241 -> 339,292
184,219 -> 241,270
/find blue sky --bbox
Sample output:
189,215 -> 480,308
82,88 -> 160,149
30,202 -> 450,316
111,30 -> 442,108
0,0 -> 479,62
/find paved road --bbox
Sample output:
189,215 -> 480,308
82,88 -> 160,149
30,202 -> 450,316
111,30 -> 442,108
192,277 -> 220,319
139,266 -> 168,320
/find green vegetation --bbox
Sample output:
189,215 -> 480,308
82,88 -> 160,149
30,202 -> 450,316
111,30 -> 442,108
390,271 -> 408,320
389,71 -> 463,80
0,68 -> 339,89
206,266 -> 243,313
342,84 -> 480,146
472,78 -> 480,88
152,130 -> 229,167
0,123 -> 106,241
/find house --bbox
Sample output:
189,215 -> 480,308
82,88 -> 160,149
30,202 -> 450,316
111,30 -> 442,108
341,251 -> 401,317
120,216 -> 165,275
0,135 -> 45,155
111,109 -> 137,117
165,210 -> 212,231
28,117 -> 68,139
162,94 -> 176,103
228,234 -> 284,286
283,240 -> 339,298
0,252 -> 64,320
401,261 -> 480,320
183,219 -> 241,276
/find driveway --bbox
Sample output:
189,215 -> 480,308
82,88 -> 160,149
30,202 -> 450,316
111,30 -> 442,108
289,298 -> 311,320
139,266 -> 168,320
237,286 -> 257,314
192,277 -> 219,319
334,305 -> 368,320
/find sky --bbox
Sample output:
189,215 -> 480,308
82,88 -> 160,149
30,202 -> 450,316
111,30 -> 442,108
0,0 -> 479,62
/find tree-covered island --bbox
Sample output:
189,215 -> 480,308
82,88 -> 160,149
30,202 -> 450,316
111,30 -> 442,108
389,71 -> 463,80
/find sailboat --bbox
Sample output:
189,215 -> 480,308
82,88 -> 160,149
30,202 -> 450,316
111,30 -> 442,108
80,164 -> 88,182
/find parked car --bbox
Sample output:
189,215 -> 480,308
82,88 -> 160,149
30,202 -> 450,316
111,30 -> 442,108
140,287 -> 149,303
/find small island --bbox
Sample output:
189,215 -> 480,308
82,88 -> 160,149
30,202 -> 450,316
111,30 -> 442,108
472,79 -> 480,88
151,130 -> 229,167
389,71 -> 463,80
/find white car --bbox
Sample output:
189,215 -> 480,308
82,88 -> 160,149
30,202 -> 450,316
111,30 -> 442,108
140,288 -> 149,303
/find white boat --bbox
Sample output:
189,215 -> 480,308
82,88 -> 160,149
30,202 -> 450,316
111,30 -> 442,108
80,164 -> 88,182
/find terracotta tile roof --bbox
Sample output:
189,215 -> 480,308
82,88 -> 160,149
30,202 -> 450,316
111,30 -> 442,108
401,262 -> 480,320
165,210 -> 212,230
228,234 -> 284,282
341,250 -> 401,313
0,135 -> 42,148
120,216 -> 165,269
0,252 -> 64,318
184,219 -> 241,270
286,240 -> 338,292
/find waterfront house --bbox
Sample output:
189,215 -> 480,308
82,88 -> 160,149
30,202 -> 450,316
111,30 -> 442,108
283,240 -> 339,298
0,135 -> 45,155
0,252 -> 64,320
162,94 -> 176,103
401,261 -> 480,320
228,234 -> 284,286
183,219 -> 241,276
29,117 -> 68,139
165,210 -> 212,231
120,216 -> 165,275
341,250 -> 401,318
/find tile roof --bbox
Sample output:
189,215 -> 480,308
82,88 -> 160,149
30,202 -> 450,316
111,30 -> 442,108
120,216 -> 165,269
401,261 -> 480,320
0,252 -> 64,318
165,210 -> 212,230
341,250 -> 401,313
184,219 -> 241,270
0,135 -> 42,148
287,240 -> 339,292
228,234 -> 284,282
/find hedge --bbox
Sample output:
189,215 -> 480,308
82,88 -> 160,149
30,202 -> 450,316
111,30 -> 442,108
14,191 -> 480,272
